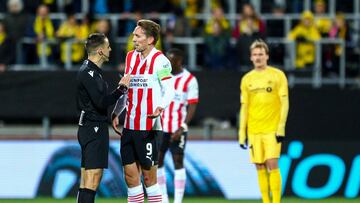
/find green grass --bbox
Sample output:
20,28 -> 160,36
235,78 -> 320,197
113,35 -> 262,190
1,198 -> 359,203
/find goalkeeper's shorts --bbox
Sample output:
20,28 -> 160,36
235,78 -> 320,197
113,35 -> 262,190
248,132 -> 281,164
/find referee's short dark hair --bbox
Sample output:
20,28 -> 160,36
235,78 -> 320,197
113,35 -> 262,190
85,33 -> 106,55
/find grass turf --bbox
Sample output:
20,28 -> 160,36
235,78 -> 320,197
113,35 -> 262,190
1,198 -> 359,203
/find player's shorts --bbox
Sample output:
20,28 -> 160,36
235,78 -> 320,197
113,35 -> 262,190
77,120 -> 109,169
160,132 -> 188,155
248,132 -> 281,164
121,128 -> 162,169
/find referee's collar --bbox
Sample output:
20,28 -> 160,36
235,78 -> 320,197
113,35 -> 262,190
86,59 -> 103,74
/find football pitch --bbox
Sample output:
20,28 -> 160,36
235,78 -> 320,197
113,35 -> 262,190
1,198 -> 359,203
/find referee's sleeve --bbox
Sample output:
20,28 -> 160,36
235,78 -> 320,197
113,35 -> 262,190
238,77 -> 248,144
80,71 -> 123,109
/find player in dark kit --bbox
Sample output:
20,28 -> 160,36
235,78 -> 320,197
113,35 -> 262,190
76,33 -> 130,203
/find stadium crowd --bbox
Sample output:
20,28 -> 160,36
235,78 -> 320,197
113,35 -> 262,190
0,0 -> 359,77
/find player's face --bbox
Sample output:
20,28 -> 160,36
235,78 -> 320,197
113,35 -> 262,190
132,26 -> 153,52
250,47 -> 269,69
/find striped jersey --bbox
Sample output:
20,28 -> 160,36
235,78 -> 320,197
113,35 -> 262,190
162,69 -> 199,133
124,48 -> 172,131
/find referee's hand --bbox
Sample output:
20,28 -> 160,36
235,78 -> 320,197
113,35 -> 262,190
119,74 -> 131,89
111,114 -> 122,137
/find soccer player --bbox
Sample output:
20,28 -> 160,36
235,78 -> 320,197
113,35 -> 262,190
157,48 -> 199,203
112,19 -> 175,203
76,33 -> 130,203
238,39 -> 289,203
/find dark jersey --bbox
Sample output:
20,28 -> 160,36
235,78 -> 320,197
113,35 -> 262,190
76,59 -> 123,122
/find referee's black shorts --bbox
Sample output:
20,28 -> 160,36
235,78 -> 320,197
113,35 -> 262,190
121,128 -> 162,169
77,120 -> 109,169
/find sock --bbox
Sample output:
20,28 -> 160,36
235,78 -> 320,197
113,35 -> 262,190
128,184 -> 144,203
77,188 -> 83,203
157,167 -> 169,203
174,168 -> 186,203
81,188 -> 96,203
257,168 -> 271,203
146,184 -> 162,203
269,168 -> 282,203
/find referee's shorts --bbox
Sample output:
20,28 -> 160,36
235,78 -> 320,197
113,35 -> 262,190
77,120 -> 109,169
248,132 -> 281,164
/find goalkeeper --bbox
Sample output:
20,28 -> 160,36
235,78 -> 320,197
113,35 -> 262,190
238,39 -> 289,203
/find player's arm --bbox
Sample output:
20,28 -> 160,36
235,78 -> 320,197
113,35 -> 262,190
172,78 -> 199,140
276,71 -> 289,139
148,56 -> 175,118
238,77 -> 249,148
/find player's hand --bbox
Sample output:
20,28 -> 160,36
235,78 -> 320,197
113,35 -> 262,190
147,107 -> 164,119
111,114 -> 122,137
239,138 -> 248,150
276,135 -> 285,143
171,128 -> 184,142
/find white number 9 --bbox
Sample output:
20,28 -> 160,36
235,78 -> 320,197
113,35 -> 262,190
146,143 -> 152,156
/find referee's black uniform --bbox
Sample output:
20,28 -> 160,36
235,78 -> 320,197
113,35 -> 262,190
77,59 -> 126,169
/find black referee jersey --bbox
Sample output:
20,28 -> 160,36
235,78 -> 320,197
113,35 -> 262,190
76,59 -> 125,122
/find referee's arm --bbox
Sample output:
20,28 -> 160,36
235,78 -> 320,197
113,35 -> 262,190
80,72 -> 125,109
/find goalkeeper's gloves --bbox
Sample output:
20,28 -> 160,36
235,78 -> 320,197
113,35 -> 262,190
276,135 -> 285,143
240,138 -> 248,149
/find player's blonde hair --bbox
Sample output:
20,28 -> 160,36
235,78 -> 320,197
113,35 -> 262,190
137,19 -> 161,45
250,39 -> 269,55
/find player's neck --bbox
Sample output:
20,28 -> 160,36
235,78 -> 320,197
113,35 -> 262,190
172,67 -> 183,75
140,45 -> 154,59
254,65 -> 267,71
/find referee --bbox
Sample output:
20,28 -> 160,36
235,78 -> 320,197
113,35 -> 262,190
76,33 -> 130,203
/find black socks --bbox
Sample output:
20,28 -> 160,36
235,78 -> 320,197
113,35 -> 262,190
77,188 -> 96,203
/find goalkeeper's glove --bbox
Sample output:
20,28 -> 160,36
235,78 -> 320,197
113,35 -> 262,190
240,138 -> 248,149
276,135 -> 285,143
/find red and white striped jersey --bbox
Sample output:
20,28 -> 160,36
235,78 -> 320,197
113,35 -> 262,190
162,69 -> 199,133
124,48 -> 172,131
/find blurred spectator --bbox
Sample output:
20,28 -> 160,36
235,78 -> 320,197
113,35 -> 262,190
3,0 -> 30,42
204,19 -> 230,70
33,4 -> 55,61
0,21 -> 15,72
184,0 -> 203,36
313,0 -> 332,37
267,4 -> 286,65
324,13 -> 351,76
91,0 -> 108,14
164,7 -> 190,51
205,6 -> 231,35
233,3 -> 266,70
288,11 -> 321,69
56,12 -> 87,64
95,19 -> 118,66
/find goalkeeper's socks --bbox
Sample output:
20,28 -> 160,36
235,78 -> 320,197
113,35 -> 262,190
128,184 -> 144,203
157,167 -> 169,203
81,188 -> 96,203
174,168 -> 186,203
269,168 -> 282,203
257,168 -> 271,203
